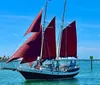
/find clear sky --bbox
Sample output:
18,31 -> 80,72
0,0 -> 100,59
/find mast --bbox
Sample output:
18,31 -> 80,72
57,0 -> 66,59
39,0 -> 48,61
43,0 -> 48,31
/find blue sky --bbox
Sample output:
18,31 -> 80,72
0,0 -> 100,59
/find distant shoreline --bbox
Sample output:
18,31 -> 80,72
67,59 -> 100,61
0,59 -> 100,62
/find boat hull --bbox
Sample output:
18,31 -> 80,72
18,67 -> 79,80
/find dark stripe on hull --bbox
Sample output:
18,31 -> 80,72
18,71 -> 79,80
67,67 -> 79,72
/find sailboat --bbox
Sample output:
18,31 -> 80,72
6,0 -> 79,80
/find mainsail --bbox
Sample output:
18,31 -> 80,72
24,10 -> 42,36
42,17 -> 56,60
60,21 -> 77,58
7,26 -> 42,63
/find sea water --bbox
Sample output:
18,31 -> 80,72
0,60 -> 100,85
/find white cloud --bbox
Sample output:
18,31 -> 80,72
78,47 -> 100,51
97,34 -> 100,36
77,46 -> 100,59
0,15 -> 33,20
76,6 -> 100,12
13,33 -> 18,36
78,23 -> 100,29
78,46 -> 100,55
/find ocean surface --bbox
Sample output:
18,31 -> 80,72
0,60 -> 100,85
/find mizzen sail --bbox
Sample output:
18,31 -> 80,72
24,10 -> 42,36
60,21 -> 77,58
42,17 -> 56,59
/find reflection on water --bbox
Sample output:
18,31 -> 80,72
24,78 -> 79,85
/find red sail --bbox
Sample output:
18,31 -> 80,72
60,21 -> 77,58
42,17 -> 56,59
7,26 -> 42,63
24,10 -> 42,36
